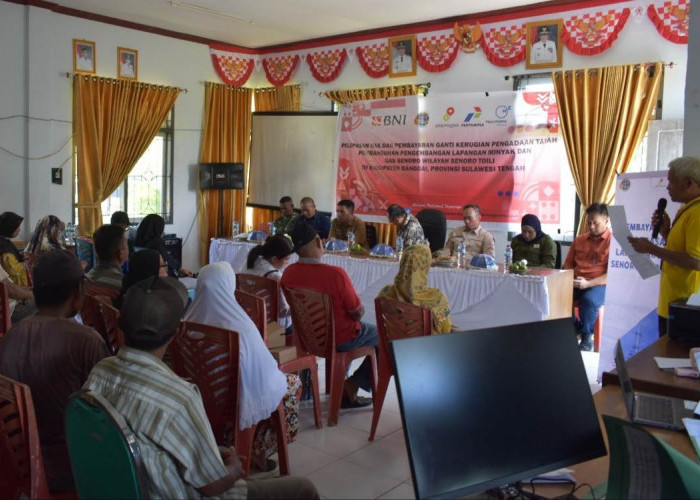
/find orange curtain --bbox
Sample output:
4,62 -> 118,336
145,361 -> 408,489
73,75 -> 180,235
198,83 -> 252,264
324,83 -> 428,105
369,222 -> 397,247
250,85 -> 301,230
552,63 -> 663,234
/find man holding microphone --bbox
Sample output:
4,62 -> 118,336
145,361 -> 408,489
628,157 -> 700,336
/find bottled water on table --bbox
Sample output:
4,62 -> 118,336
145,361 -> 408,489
348,229 -> 355,246
64,222 -> 76,246
270,224 -> 277,236
395,235 -> 404,254
232,220 -> 240,237
456,240 -> 466,268
504,244 -> 513,271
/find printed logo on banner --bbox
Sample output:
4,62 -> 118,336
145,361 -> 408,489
495,105 -> 512,119
372,114 -> 407,127
464,107 -> 482,122
341,100 -> 407,131
414,112 -> 430,127
620,179 -> 631,191
443,107 -> 455,122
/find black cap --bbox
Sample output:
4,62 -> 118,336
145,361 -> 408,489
119,277 -> 189,346
291,221 -> 318,252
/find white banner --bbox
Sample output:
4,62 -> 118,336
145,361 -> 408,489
598,171 -> 679,379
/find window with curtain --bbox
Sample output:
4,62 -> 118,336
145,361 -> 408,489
79,109 -> 175,224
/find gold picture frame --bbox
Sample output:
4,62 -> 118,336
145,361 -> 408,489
525,19 -> 563,70
388,35 -> 417,78
117,47 -> 138,80
73,39 -> 96,74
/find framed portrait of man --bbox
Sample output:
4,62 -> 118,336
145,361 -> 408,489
389,35 -> 417,78
117,47 -> 138,80
525,19 -> 563,70
73,39 -> 96,74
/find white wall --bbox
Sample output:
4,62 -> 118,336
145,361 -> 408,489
684,0 -> 700,156
0,0 -> 690,269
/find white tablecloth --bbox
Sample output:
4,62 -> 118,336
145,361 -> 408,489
209,239 -> 550,330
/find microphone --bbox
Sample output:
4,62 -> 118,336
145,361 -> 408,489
651,197 -> 667,239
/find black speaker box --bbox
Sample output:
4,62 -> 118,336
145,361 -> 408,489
199,162 -> 244,190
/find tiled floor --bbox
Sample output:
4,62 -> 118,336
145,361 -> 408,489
262,353 -> 600,499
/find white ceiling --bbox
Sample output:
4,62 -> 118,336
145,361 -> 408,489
51,0 -> 552,48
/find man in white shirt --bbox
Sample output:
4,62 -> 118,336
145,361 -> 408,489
120,53 -> 134,78
392,41 -> 413,73
531,27 -> 557,64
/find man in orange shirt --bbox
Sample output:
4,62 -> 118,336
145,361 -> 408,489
563,203 -> 611,351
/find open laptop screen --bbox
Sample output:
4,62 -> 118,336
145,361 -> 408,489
390,318 -> 606,499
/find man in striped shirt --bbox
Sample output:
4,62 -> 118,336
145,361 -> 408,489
84,276 -> 318,499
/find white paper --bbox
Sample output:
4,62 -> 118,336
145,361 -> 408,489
654,357 -> 692,370
608,205 -> 661,280
688,292 -> 700,307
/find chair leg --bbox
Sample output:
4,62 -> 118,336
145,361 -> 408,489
309,360 -> 322,429
369,368 -> 390,441
270,403 -> 290,475
325,361 -> 331,395
327,355 -> 348,427
235,426 -> 256,478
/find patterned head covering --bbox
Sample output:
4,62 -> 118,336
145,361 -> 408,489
25,215 -> 65,255
378,244 -> 451,333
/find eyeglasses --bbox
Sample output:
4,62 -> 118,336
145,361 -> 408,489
160,264 -> 169,269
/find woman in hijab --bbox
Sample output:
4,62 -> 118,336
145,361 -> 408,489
377,243 -> 452,333
184,261 -> 301,472
0,212 -> 28,286
135,214 -> 192,277
25,215 -> 65,256
113,249 -> 168,309
246,234 -> 295,332
510,214 -> 557,268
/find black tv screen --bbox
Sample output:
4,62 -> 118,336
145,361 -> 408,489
390,318 -> 606,499
199,162 -> 244,190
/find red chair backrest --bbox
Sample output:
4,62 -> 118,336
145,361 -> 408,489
236,273 -> 279,325
234,289 -> 267,343
0,282 -> 11,338
375,297 -> 432,375
0,375 -> 50,499
282,287 -> 335,359
99,301 -> 124,355
80,294 -> 109,341
169,322 -> 240,444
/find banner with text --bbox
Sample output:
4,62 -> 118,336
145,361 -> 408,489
598,171 -> 679,380
336,91 -> 565,224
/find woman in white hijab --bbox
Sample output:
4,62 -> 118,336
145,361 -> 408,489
184,261 -> 301,471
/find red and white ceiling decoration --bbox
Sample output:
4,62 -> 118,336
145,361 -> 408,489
262,55 -> 300,86
210,45 -> 255,86
306,49 -> 347,83
417,35 -> 459,72
209,0 -> 687,87
647,0 -> 690,44
355,44 -> 390,78
562,7 -> 631,55
479,25 -> 526,67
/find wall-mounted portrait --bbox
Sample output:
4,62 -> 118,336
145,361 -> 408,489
118,47 -> 138,80
525,19 -> 563,70
73,39 -> 96,74
389,35 -> 417,78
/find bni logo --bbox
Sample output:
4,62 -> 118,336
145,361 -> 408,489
464,106 -> 482,122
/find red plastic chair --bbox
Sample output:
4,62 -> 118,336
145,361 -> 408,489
0,374 -> 51,499
283,286 -> 377,427
371,297 -> 432,441
573,301 -> 604,352
0,282 -> 11,339
237,274 -> 280,327
80,294 -> 109,344
98,301 -> 124,355
236,289 -> 322,429
169,321 -> 290,477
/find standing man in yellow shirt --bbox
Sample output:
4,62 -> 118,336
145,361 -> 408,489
628,157 -> 700,336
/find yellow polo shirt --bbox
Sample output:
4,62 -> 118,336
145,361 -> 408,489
658,195 -> 700,317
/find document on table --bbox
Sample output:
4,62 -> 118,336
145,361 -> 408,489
683,418 -> 700,459
608,205 -> 661,280
654,357 -> 692,371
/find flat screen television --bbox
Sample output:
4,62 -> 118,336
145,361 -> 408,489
390,318 -> 606,499
199,162 -> 244,190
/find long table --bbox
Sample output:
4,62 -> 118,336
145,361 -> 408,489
602,335 -> 700,401
209,239 -> 573,330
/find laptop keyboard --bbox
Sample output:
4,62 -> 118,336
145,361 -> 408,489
636,396 -> 674,423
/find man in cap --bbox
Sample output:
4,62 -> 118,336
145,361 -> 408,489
84,276 -> 319,499
0,249 -> 108,493
531,26 -> 557,63
281,223 -> 377,410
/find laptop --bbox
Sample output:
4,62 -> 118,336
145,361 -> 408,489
614,340 -> 695,431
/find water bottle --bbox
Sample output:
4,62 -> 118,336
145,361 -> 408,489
395,235 -> 404,254
504,244 -> 513,272
232,220 -> 240,238
64,222 -> 76,246
270,224 -> 277,236
348,229 -> 355,246
456,240 -> 466,269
